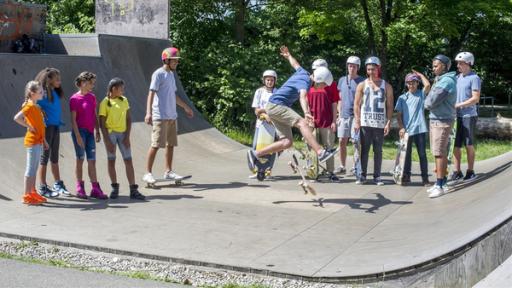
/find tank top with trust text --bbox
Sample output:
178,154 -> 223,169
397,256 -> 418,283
361,79 -> 387,128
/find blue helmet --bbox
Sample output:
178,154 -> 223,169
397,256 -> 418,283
433,54 -> 451,71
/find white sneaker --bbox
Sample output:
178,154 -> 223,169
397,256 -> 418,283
248,174 -> 258,179
163,170 -> 184,181
374,177 -> 384,186
428,185 -> 446,198
355,177 -> 366,185
334,166 -> 346,174
142,173 -> 156,184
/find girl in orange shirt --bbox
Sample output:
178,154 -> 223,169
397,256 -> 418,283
13,81 -> 49,205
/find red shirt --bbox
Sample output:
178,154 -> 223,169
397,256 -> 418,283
307,85 -> 338,128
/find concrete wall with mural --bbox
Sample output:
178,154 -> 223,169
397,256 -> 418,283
0,0 -> 46,53
95,0 -> 169,39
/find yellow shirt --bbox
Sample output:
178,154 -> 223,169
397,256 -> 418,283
98,96 -> 130,133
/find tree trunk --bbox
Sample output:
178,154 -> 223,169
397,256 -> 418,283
476,114 -> 512,140
359,0 -> 377,55
233,0 -> 248,44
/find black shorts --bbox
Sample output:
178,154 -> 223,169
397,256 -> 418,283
454,116 -> 477,148
40,125 -> 60,165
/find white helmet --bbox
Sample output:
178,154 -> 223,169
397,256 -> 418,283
346,56 -> 361,66
455,52 -> 474,65
313,66 -> 333,86
312,58 -> 328,70
262,70 -> 277,79
365,56 -> 381,66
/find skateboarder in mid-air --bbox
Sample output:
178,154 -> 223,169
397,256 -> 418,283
395,71 -> 431,186
247,46 -> 336,170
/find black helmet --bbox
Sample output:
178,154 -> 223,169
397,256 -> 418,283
433,54 -> 451,71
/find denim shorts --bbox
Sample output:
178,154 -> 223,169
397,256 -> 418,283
106,132 -> 132,160
25,144 -> 43,177
71,128 -> 96,160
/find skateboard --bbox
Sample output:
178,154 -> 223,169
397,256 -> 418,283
289,154 -> 316,195
249,121 -> 277,181
445,121 -> 459,186
145,175 -> 192,188
351,130 -> 362,181
392,133 -> 409,185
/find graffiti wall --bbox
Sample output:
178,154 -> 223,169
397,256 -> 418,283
96,0 -> 169,39
0,0 -> 46,52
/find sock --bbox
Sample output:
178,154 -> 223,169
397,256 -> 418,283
436,178 -> 444,187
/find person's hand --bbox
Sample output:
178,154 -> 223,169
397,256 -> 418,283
184,106 -> 194,118
106,140 -> 115,153
412,69 -> 421,76
399,128 -> 405,139
330,122 -> 336,133
95,131 -> 101,143
280,46 -> 290,58
354,119 -> 361,132
76,136 -> 85,149
455,103 -> 463,109
305,113 -> 314,127
144,113 -> 152,125
384,123 -> 391,136
43,141 -> 49,150
123,136 -> 131,148
263,113 -> 272,123
27,125 -> 36,133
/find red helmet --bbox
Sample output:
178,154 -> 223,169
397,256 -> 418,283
161,47 -> 180,61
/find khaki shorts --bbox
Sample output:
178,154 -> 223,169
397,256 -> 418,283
430,120 -> 452,157
265,102 -> 302,140
151,119 -> 178,148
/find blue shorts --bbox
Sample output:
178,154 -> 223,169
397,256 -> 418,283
25,144 -> 43,177
106,132 -> 132,161
72,128 -> 96,160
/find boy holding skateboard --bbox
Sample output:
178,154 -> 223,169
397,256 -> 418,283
395,71 -> 431,186
247,46 -> 336,170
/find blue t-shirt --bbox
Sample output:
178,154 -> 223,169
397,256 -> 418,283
37,90 -> 62,126
395,90 -> 428,136
150,67 -> 178,120
456,71 -> 481,117
337,76 -> 365,118
269,67 -> 311,107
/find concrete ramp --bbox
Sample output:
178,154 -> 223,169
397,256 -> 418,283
0,35 -> 511,287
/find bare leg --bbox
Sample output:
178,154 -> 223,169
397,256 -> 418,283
165,145 -> 174,172
108,159 -> 117,183
435,156 -> 448,180
255,138 -> 293,157
50,163 -> 61,182
88,160 -> 97,183
125,159 -> 136,185
146,147 -> 158,173
466,145 -> 475,170
453,147 -> 462,172
38,165 -> 47,185
76,159 -> 84,182
296,119 -> 322,153
25,176 -> 36,194
339,137 -> 349,167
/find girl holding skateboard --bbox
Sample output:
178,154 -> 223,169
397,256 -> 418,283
70,72 -> 107,199
13,81 -> 49,205
99,78 -> 145,200
35,68 -> 69,198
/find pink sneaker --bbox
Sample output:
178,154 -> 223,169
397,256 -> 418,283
76,181 -> 87,199
90,182 -> 108,199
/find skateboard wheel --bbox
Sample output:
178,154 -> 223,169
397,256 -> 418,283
256,172 -> 265,181
175,181 -> 182,186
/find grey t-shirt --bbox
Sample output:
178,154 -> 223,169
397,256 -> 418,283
150,67 -> 177,120
337,76 -> 365,118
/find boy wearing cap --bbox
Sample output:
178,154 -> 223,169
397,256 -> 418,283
142,47 -> 194,184
395,70 -> 431,186
247,46 -> 336,169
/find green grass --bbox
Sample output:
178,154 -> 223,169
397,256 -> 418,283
227,129 -> 511,163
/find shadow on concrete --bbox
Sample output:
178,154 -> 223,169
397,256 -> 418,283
446,161 -> 512,195
0,194 -> 13,201
273,193 -> 413,213
178,182 -> 270,192
42,199 -> 128,211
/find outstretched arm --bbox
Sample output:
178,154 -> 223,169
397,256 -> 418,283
280,46 -> 300,70
412,69 -> 431,95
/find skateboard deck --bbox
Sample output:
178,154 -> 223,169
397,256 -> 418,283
145,175 -> 192,188
289,154 -> 316,195
351,130 -> 362,181
249,121 -> 277,181
446,120 -> 458,180
392,133 -> 409,185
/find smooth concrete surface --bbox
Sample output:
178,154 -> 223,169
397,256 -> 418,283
473,254 -> 512,288
0,258 -> 185,287
0,34 -> 511,283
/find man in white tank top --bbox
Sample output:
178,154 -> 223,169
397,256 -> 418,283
354,56 -> 394,185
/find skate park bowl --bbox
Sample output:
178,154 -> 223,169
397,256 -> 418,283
0,34 -> 511,287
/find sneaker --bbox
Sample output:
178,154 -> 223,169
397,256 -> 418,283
422,179 -> 431,187
22,193 -> 44,205
355,176 -> 366,185
318,148 -> 336,163
463,170 -> 476,180
401,174 -> 411,184
53,180 -> 71,196
30,190 -> 47,203
374,177 -> 385,186
428,185 -> 446,198
90,182 -> 108,200
248,174 -> 258,179
38,184 -> 59,198
163,170 -> 184,181
129,184 -> 146,200
110,183 -> 120,199
334,166 -> 346,175
142,173 -> 156,184
329,174 -> 339,181
450,171 -> 464,182
76,181 -> 87,199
